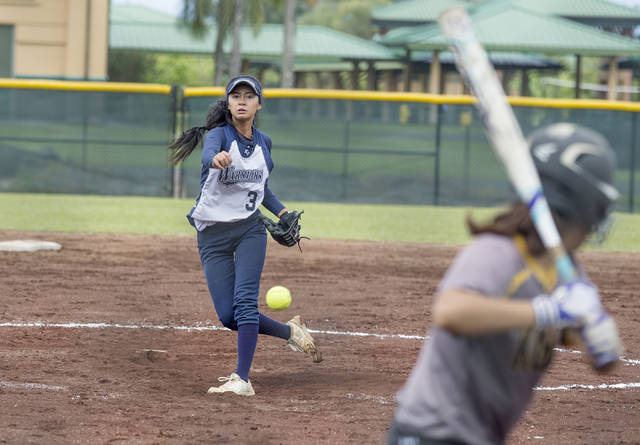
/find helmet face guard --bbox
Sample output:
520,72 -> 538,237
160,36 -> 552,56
588,214 -> 615,245
528,123 -> 619,234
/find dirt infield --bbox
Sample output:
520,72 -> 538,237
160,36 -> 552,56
1,230 -> 639,445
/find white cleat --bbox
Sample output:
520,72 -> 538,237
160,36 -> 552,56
287,315 -> 323,363
207,373 -> 255,396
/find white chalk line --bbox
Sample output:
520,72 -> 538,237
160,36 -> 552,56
0,381 -> 67,391
348,381 -> 640,407
0,320 -> 425,340
0,380 -> 122,400
2,321 -> 639,363
346,392 -> 395,405
313,328 -> 425,340
2,321 -> 638,364
2,320 -> 640,395
535,382 -> 640,391
0,320 -> 230,332
352,381 -> 640,397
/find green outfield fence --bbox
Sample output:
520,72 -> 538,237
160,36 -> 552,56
1,79 -> 639,212
0,79 -> 177,197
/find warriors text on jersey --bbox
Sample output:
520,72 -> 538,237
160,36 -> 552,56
188,125 -> 283,231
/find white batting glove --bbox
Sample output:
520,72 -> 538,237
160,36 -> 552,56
531,280 -> 603,329
581,313 -> 623,369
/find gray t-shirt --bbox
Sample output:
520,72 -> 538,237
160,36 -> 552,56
394,233 -> 580,445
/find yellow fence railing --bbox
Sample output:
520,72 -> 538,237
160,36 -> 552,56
183,86 -> 640,111
1,79 -> 639,111
0,78 -> 172,94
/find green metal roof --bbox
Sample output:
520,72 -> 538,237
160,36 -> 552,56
371,0 -> 640,26
109,5 -> 178,24
515,0 -> 640,26
110,5 -> 396,62
372,0 -> 468,26
293,51 -> 561,72
375,22 -> 439,45
410,51 -> 563,69
242,25 -> 397,61
377,2 -> 640,56
293,60 -> 404,72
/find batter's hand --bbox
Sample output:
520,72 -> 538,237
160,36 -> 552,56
581,312 -> 623,370
531,280 -> 603,329
212,151 -> 232,169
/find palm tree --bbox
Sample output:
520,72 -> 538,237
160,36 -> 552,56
214,0 -> 234,84
229,0 -> 244,76
181,0 -> 264,85
281,0 -> 297,88
277,0 -> 318,88
182,0 -> 309,85
181,0 -> 225,85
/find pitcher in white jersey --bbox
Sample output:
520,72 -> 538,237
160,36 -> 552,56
167,75 -> 322,397
388,124 -> 623,445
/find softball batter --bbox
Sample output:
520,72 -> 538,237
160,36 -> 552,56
167,75 -> 322,397
388,123 -> 623,445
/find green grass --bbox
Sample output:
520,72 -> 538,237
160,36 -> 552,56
1,192 -> 639,252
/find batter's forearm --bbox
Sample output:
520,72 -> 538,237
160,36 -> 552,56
433,289 -> 535,335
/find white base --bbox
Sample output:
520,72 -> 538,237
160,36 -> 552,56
0,240 -> 62,252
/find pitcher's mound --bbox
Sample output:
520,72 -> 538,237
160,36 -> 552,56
0,240 -> 62,252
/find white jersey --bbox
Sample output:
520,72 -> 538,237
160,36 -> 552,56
191,139 -> 269,230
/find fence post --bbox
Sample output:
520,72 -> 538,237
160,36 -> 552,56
434,103 -> 443,205
171,85 -> 185,199
464,124 -> 471,203
341,102 -> 352,201
81,91 -> 89,171
168,85 -> 179,197
461,110 -> 472,204
630,112 -> 637,213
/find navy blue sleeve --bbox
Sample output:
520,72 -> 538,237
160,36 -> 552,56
263,180 -> 285,216
201,127 -> 225,169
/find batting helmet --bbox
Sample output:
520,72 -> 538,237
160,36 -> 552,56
528,123 -> 619,233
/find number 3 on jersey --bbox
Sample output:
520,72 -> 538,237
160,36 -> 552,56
246,191 -> 258,211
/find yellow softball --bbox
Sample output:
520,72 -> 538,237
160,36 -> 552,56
265,285 -> 292,311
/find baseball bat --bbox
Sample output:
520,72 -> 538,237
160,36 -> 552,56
438,7 -> 576,282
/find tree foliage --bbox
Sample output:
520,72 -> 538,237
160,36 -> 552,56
108,51 -> 155,82
108,51 -> 214,86
264,0 -> 314,23
298,0 -> 391,39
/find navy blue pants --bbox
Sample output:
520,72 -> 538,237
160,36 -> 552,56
197,212 -> 266,329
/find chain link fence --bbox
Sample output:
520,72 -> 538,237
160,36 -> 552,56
182,89 -> 639,213
0,80 -> 637,213
0,80 -> 176,196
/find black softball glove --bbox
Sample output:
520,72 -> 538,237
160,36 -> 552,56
259,210 -> 307,249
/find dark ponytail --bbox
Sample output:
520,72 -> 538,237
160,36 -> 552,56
467,203 -> 547,255
167,100 -> 234,164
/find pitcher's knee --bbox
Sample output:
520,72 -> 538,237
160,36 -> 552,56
234,306 -> 260,326
219,314 -> 238,331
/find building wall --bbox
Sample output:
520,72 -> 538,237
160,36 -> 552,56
0,0 -> 108,80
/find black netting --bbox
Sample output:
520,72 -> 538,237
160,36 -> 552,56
181,95 -> 638,212
1,85 -> 637,212
0,88 -> 175,196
